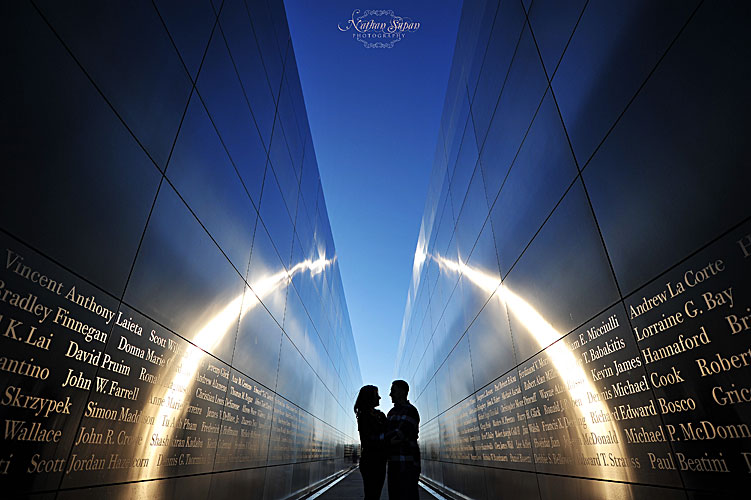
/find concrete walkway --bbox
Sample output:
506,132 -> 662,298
311,467 -> 437,499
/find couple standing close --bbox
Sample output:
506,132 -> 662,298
354,380 -> 420,500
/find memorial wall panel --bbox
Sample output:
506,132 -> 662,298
196,33 -> 269,207
1,1 -> 362,498
33,0 -> 193,169
581,0 -> 750,296
398,0 -> 750,498
553,0 -> 702,166
476,24 -> 548,202
453,171 -> 486,265
2,2 -> 161,297
153,0 -> 216,82
487,91 -> 579,274
502,181 -> 620,360
469,0 -> 525,144
124,184 -> 245,364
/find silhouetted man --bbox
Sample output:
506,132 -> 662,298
384,379 -> 420,499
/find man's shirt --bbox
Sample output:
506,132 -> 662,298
383,401 -> 420,465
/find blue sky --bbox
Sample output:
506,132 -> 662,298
284,0 -> 462,407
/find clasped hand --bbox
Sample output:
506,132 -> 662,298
389,430 -> 404,445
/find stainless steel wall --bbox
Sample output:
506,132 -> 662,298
1,1 -> 362,498
396,0 -> 750,498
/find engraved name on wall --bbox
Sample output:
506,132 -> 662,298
428,224 -> 750,491
0,235 -> 338,494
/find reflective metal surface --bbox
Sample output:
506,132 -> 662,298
397,1 -> 751,498
1,1 -> 361,498
33,0 -> 193,169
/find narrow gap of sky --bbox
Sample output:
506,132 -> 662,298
284,0 -> 462,405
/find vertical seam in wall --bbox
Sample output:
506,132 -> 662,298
576,1 -> 706,173
196,1 -> 252,477
262,0 -> 289,83
477,156 -> 505,283
28,0 -> 163,171
216,20 -> 269,161
227,212 -> 260,388
121,0 -> 221,298
449,85 -> 486,244
212,17 -> 274,206
506,295 -> 539,500
479,82 -> 549,275
547,0 -> 589,81
476,56 -> 550,220
517,3 -> 595,496
151,0 -> 206,85
468,0 -> 503,103
462,300 -> 491,500
265,33 -> 293,477
279,39 -> 307,160
242,0 -> 281,112
191,86 -> 263,214
474,19 -> 528,156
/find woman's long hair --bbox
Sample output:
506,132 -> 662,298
354,385 -> 378,418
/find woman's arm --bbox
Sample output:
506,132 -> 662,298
358,412 -> 386,448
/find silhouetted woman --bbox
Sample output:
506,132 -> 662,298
354,385 -> 387,499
